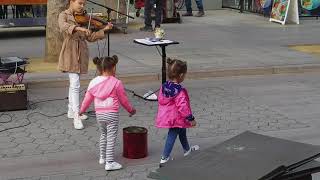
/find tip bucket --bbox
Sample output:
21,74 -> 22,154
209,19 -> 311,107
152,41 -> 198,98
123,126 -> 148,159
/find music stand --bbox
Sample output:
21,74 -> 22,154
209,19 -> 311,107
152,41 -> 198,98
132,38 -> 179,101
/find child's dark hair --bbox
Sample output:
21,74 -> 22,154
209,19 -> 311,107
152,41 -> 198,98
167,58 -> 187,80
93,55 -> 118,73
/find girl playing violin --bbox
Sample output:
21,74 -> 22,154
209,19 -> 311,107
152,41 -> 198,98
58,0 -> 113,130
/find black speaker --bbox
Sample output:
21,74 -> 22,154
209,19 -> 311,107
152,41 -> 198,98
0,84 -> 27,112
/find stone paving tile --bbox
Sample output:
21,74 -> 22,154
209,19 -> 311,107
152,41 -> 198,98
0,78 -> 311,179
1,163 -> 159,180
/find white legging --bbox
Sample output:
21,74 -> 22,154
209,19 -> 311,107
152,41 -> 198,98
68,73 -> 80,114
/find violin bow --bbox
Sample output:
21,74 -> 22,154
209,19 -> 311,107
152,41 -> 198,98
87,8 -> 93,30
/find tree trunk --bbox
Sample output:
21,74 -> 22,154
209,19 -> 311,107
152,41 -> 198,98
45,0 -> 66,62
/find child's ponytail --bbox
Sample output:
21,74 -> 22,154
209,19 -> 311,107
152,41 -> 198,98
167,58 -> 174,65
93,57 -> 101,65
93,55 -> 119,74
166,58 -> 187,80
112,55 -> 118,63
93,57 -> 103,73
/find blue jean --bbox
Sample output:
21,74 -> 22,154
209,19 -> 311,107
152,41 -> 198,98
144,0 -> 162,27
162,128 -> 190,159
185,0 -> 204,12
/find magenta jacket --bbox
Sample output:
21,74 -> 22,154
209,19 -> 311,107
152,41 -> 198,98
80,76 -> 134,114
155,81 -> 194,128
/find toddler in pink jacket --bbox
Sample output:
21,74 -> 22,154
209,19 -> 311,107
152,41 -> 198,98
80,55 -> 136,171
156,58 -> 199,167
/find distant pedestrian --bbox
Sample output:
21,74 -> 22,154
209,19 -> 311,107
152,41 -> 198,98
140,0 -> 163,32
182,0 -> 205,17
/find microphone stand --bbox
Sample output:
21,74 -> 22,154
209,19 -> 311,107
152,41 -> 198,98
87,0 -> 135,56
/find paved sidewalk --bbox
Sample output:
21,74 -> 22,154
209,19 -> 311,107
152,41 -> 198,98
2,73 -> 320,179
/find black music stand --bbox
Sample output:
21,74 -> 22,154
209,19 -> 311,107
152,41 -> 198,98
131,38 -> 179,101
134,38 -> 179,84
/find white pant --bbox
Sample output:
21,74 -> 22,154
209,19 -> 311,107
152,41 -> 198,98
68,73 -> 80,114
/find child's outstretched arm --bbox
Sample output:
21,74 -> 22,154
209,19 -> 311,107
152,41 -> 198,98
80,90 -> 94,114
116,81 -> 135,115
175,90 -> 195,122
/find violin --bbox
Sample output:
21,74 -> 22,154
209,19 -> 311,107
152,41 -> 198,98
74,11 -> 110,31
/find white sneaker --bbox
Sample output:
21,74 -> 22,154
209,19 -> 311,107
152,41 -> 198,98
68,111 -> 88,120
105,161 -> 122,171
160,157 -> 170,164
73,114 -> 84,130
184,145 -> 200,156
159,157 -> 171,168
99,158 -> 105,165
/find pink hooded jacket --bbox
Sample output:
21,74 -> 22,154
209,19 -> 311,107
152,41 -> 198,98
155,82 -> 194,128
80,76 -> 134,114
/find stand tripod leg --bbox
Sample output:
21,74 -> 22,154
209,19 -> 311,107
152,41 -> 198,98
161,45 -> 166,84
125,88 -> 159,101
107,9 -> 111,56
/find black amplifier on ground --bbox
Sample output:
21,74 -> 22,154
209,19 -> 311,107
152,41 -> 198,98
0,84 -> 27,112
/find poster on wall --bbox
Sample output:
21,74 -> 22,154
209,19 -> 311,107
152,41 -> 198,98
270,0 -> 299,25
300,0 -> 320,16
255,0 -> 273,15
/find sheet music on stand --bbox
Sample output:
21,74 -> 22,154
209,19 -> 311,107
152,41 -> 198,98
131,38 -> 179,101
134,38 -> 175,46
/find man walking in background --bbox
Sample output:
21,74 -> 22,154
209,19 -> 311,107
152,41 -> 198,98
140,0 -> 163,32
182,0 -> 204,17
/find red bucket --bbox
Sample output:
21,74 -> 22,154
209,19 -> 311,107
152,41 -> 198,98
123,126 -> 148,159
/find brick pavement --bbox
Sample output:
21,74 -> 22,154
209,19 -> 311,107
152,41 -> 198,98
1,74 -> 314,180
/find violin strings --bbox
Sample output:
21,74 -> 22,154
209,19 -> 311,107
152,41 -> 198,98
97,41 -> 101,58
101,39 -> 107,57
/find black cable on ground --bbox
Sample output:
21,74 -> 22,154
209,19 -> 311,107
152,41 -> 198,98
0,114 -> 30,133
0,113 -> 13,124
28,97 -> 67,107
125,88 -> 159,102
0,97 -> 68,133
